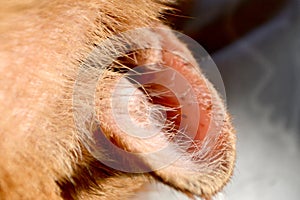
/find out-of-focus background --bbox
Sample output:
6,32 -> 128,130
167,0 -> 300,199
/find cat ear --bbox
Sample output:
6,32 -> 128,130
81,26 -> 236,199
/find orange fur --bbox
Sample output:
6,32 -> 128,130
0,1 -> 235,199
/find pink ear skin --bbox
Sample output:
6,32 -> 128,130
156,35 -> 236,198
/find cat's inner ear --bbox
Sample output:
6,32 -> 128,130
81,27 -> 236,199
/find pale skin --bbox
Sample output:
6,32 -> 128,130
0,1 -> 236,200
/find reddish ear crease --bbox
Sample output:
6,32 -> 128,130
96,27 -> 236,199
161,51 -> 211,141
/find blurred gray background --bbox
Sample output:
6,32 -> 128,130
214,3 -> 300,198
